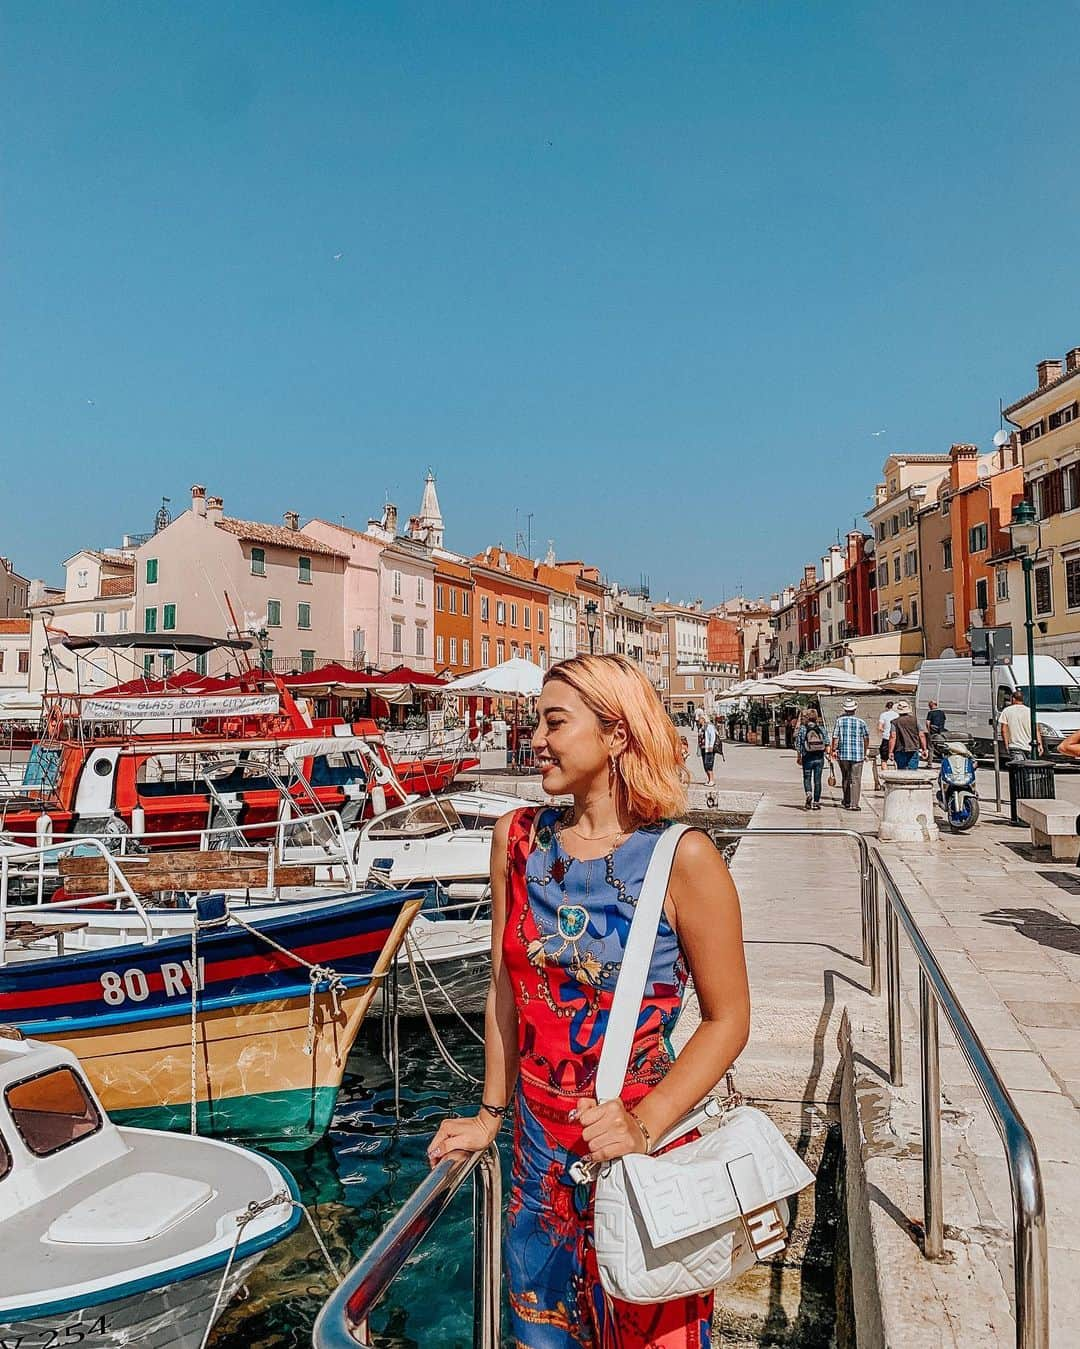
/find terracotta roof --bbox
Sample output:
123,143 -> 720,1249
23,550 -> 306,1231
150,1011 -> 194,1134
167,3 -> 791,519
99,576 -> 134,597
1004,364 -> 1080,418
434,556 -> 473,582
215,518 -> 348,558
0,619 -> 30,634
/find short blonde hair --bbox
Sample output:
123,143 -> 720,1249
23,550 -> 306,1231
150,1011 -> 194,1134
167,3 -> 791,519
542,654 -> 687,823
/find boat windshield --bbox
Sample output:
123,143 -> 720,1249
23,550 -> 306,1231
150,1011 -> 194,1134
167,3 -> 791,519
368,799 -> 463,839
5,1066 -> 102,1157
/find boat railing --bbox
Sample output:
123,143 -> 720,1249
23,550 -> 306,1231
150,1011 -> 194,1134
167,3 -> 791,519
312,1144 -> 502,1349
337,825 -> 1047,1349
0,837 -> 155,957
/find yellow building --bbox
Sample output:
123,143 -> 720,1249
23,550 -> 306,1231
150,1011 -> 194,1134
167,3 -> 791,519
865,454 -> 951,662
1003,349 -> 1080,665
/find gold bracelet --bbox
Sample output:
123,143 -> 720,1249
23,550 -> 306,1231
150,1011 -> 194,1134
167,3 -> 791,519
628,1107 -> 652,1154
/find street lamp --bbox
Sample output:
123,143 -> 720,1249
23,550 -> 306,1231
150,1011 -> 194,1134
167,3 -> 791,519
1006,499 -> 1041,759
584,600 -> 599,655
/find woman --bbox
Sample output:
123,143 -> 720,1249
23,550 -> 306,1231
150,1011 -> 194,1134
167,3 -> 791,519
794,708 -> 828,810
428,654 -> 750,1347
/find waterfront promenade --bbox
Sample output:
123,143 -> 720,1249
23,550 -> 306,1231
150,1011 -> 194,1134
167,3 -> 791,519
678,739 -> 1079,1346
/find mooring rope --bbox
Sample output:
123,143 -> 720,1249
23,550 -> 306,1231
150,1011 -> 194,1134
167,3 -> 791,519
403,933 -> 480,1085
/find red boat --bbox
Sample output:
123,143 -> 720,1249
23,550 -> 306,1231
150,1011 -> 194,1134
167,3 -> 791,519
0,634 -> 473,848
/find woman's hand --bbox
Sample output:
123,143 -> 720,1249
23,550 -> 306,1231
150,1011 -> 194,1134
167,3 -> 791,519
575,1098 -> 648,1162
427,1112 -> 501,1167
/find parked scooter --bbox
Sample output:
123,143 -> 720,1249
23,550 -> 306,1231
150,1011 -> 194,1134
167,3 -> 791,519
931,734 -> 980,831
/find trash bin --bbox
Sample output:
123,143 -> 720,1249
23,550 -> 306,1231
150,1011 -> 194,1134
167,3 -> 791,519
1007,758 -> 1055,826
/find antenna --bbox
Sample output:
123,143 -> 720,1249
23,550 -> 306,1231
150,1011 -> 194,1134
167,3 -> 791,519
514,511 -> 534,557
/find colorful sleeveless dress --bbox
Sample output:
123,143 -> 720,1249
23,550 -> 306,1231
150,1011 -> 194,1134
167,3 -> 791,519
502,806 -> 712,1349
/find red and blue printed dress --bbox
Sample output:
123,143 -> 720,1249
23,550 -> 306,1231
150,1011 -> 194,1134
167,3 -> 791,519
503,806 -> 712,1349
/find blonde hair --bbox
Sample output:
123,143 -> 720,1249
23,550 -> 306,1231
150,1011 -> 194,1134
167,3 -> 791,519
542,654 -> 688,824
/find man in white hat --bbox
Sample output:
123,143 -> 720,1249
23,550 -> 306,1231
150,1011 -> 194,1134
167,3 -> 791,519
888,699 -> 927,770
830,697 -> 870,811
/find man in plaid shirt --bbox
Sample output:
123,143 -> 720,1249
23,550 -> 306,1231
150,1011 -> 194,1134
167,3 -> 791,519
830,698 -> 870,811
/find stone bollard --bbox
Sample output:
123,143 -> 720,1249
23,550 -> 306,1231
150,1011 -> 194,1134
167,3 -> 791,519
879,768 -> 939,846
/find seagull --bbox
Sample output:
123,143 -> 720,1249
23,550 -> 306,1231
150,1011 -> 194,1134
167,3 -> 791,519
86,399 -> 96,406
871,429 -> 886,437
332,252 -> 344,262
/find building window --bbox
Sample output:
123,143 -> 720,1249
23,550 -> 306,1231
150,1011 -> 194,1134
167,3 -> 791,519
436,584 -> 445,611
496,601 -> 506,625
251,548 -> 266,576
297,602 -> 311,630
941,496 -> 951,518
450,636 -> 458,664
18,650 -> 29,675
877,562 -> 888,588
496,639 -> 505,663
969,523 -> 989,553
301,649 -> 315,672
195,652 -> 208,675
904,549 -> 918,577
876,522 -> 886,541
449,587 -> 457,614
975,577 -> 989,612
523,606 -> 531,630
942,540 -> 953,570
118,610 -> 128,632
1067,558 -> 1080,610
393,570 -> 402,599
463,638 -> 470,666
436,634 -> 445,663
162,603 -> 176,631
480,595 -> 490,622
145,558 -> 158,585
392,621 -> 403,653
261,647 -> 273,672
525,642 -> 532,660
1048,402 -> 1078,431
511,641 -> 519,657
144,607 -> 157,633
890,516 -> 900,537
298,556 -> 312,584
892,555 -> 901,584
353,627 -> 366,660
94,611 -> 106,633
510,603 -> 518,627
143,654 -> 155,677
462,591 -> 470,616
161,654 -> 175,677
1020,420 -> 1044,445
482,636 -> 490,665
537,609 -> 545,633
910,598 -> 919,628
996,566 -> 1010,602
944,593 -> 955,624
1034,563 -> 1053,617
267,599 -> 281,626
415,624 -> 425,656
416,576 -> 425,603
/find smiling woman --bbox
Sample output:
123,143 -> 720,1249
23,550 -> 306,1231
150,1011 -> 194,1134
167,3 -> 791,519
428,654 -> 750,1348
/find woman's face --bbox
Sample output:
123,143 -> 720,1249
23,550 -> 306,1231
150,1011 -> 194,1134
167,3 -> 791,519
531,679 -> 620,796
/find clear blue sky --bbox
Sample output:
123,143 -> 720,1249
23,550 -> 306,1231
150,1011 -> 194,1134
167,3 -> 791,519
4,2 -> 1078,599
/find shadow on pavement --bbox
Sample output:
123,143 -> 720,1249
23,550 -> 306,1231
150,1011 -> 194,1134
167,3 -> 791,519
983,907 -> 1080,954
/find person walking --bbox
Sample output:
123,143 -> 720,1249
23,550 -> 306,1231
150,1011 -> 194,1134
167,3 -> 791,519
830,698 -> 870,811
888,699 -> 926,769
696,710 -> 718,785
712,714 -> 726,762
794,708 -> 828,810
999,688 -> 1042,763
428,654 -> 750,1347
925,699 -> 947,763
877,700 -> 898,767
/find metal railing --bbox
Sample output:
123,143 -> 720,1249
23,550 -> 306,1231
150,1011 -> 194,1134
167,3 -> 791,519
310,823 -> 1048,1349
312,1144 -> 502,1349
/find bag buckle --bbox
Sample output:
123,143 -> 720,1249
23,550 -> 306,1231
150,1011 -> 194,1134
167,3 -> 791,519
743,1203 -> 788,1257
569,1158 -> 596,1185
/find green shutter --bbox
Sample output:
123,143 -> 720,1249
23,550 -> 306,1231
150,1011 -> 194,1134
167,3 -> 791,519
145,558 -> 158,584
144,607 -> 157,633
267,600 -> 281,627
162,604 -> 176,630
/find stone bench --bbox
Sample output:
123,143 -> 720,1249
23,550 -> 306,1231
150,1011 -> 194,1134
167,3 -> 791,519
1016,799 -> 1080,861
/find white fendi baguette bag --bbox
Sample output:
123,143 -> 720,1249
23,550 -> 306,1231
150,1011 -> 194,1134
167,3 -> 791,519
585,824 -> 815,1305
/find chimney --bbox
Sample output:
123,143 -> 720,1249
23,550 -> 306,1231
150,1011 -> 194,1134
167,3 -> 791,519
191,484 -> 207,518
206,495 -> 224,523
1037,358 -> 1063,388
949,442 -> 980,490
802,564 -> 816,588
381,503 -> 398,535
1066,348 -> 1080,374
283,510 -> 299,531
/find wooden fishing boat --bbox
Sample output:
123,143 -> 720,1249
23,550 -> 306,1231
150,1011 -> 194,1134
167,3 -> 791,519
0,887 -> 422,1149
0,1032 -> 301,1349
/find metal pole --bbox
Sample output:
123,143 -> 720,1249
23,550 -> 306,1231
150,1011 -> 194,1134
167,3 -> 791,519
919,968 -> 944,1258
989,637 -> 1002,812
1024,555 -> 1039,759
886,903 -> 902,1086
868,862 -> 881,998
472,1150 -> 503,1349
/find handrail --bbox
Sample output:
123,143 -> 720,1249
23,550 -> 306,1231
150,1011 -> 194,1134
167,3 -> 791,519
312,1144 -> 501,1349
870,847 -> 1048,1349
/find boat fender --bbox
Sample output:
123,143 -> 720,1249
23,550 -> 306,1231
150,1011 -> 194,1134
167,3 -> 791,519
35,811 -> 54,845
130,804 -> 146,837
371,784 -> 387,816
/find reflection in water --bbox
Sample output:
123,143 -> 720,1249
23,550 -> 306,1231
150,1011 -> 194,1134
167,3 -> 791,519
212,1021 -> 496,1349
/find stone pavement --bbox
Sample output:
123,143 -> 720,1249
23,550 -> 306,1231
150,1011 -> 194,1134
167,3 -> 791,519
682,739 -> 1078,1346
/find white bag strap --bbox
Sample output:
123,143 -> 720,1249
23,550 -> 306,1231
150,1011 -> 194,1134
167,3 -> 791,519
595,823 -> 690,1101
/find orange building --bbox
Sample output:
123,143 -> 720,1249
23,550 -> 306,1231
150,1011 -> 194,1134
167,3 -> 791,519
946,442 -> 1024,653
471,547 -> 552,669
432,555 -> 475,674
706,612 -> 742,667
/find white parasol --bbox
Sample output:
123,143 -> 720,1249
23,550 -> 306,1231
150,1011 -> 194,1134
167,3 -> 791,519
443,657 -> 545,699
771,667 -> 880,695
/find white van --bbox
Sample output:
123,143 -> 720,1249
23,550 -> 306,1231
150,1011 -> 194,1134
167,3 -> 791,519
915,655 -> 1080,760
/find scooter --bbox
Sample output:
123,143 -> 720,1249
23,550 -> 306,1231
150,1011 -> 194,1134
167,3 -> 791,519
932,735 -> 980,831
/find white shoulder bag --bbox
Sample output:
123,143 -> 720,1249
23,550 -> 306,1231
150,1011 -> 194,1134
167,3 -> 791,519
586,824 -> 815,1305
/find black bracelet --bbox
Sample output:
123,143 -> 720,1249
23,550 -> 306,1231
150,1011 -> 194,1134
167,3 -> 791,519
480,1101 -> 508,1119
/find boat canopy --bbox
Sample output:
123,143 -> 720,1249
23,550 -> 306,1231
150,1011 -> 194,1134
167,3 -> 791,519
280,735 -> 374,763
279,662 -> 445,703
63,633 -> 255,653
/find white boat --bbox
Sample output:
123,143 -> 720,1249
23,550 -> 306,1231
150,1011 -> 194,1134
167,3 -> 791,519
0,1030 -> 300,1348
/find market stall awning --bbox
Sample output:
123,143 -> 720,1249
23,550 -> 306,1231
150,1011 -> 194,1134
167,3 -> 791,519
443,658 -> 544,698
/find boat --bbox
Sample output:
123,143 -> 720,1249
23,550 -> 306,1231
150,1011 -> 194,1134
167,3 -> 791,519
0,1030 -> 301,1348
0,878 -> 424,1149
0,634 -> 474,849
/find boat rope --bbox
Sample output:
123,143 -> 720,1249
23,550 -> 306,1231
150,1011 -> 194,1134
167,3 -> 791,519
403,933 -> 480,1085
405,928 -> 484,1045
226,910 -> 348,1056
199,1191 -> 343,1349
